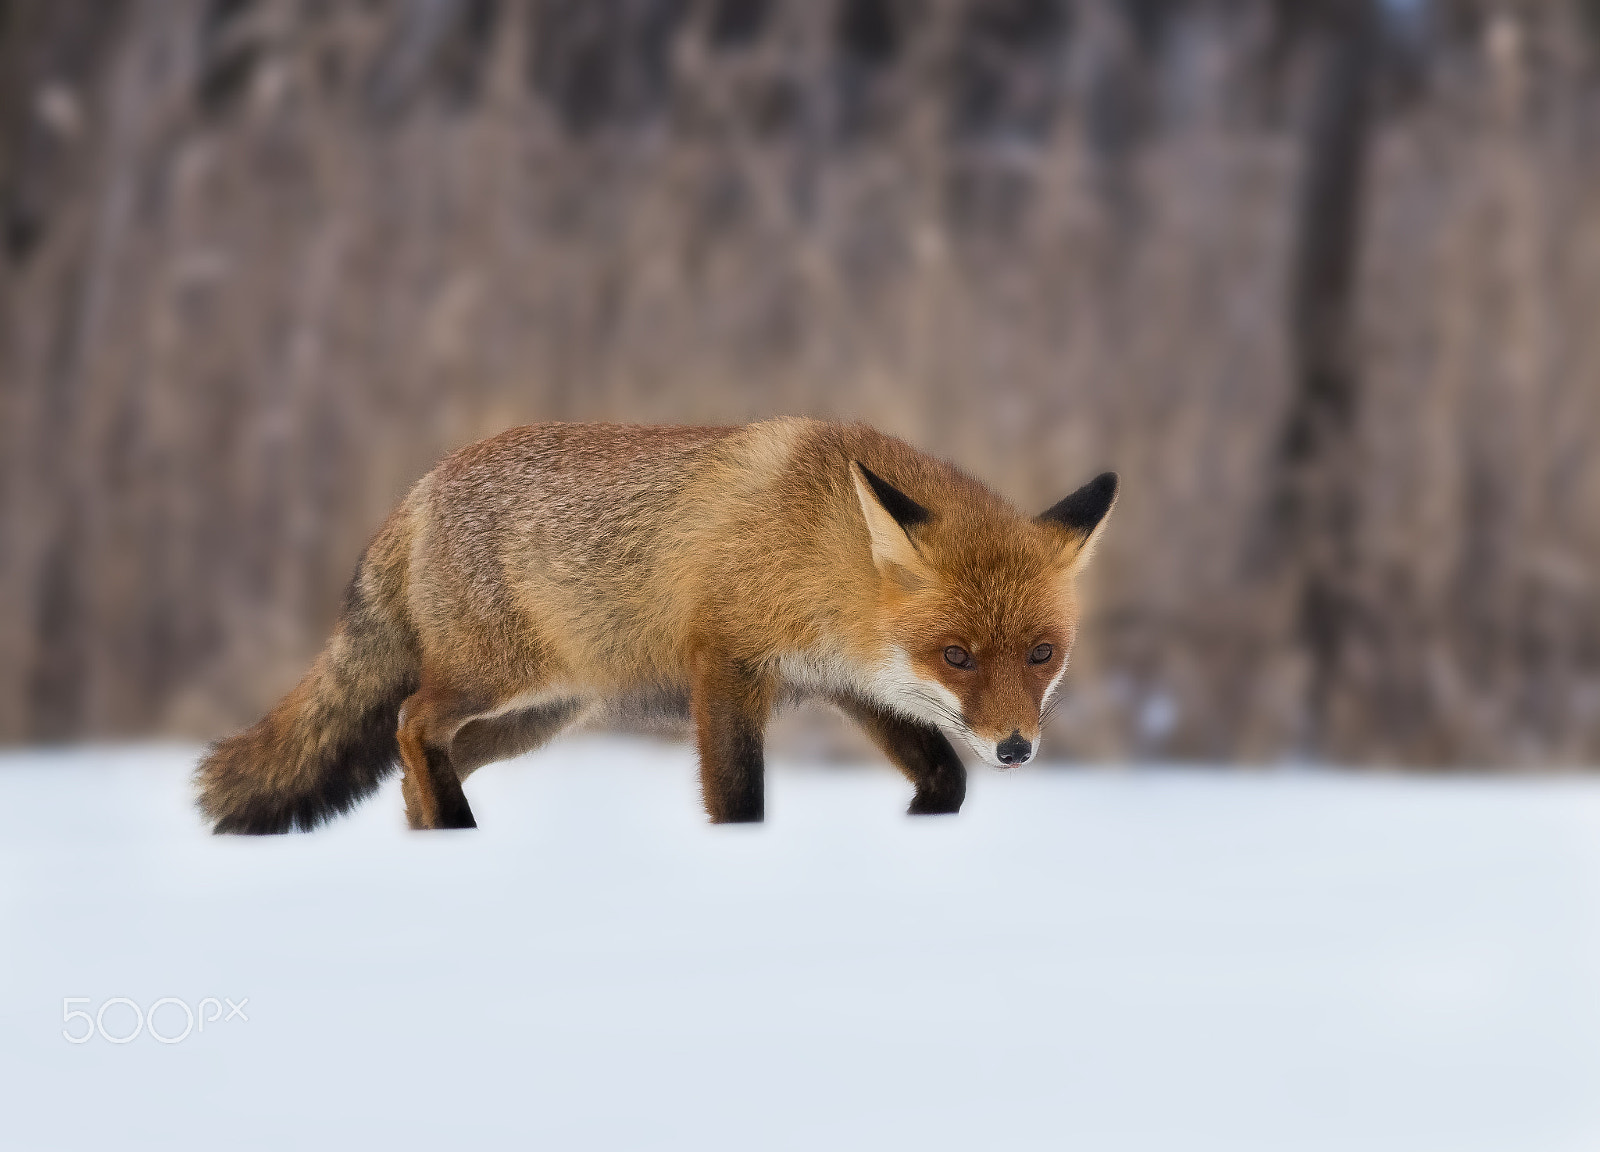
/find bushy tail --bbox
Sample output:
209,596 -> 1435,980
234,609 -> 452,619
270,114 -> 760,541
196,541 -> 419,834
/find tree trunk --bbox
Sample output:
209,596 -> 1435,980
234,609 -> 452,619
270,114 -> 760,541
1273,0 -> 1379,754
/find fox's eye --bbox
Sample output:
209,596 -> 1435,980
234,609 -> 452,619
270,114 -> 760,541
943,645 -> 974,670
1028,643 -> 1054,664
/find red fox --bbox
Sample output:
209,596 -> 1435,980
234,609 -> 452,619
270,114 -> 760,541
196,419 -> 1117,832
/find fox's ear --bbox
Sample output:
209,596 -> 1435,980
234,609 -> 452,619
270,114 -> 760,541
851,461 -> 932,580
1038,471 -> 1118,569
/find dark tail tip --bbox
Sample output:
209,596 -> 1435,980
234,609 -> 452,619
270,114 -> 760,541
195,726 -> 300,834
195,690 -> 406,835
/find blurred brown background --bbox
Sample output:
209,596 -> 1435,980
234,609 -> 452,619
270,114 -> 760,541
1,0 -> 1596,765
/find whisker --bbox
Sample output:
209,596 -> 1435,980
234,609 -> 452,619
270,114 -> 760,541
901,691 -> 968,732
916,697 -> 967,728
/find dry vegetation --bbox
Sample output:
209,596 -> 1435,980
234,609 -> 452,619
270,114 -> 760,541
2,0 -> 1598,765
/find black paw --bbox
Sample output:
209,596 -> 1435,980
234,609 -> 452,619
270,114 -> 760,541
710,807 -> 765,824
907,790 -> 963,816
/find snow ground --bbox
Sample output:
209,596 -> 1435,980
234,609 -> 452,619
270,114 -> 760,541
3,739 -> 1600,1151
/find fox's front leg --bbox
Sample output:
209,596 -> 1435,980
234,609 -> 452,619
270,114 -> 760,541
690,649 -> 773,824
834,696 -> 966,815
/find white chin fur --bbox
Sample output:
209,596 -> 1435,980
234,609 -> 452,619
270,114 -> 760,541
868,648 -> 960,721
948,724 -> 1004,767
857,643 -> 1043,768
867,647 -> 1024,767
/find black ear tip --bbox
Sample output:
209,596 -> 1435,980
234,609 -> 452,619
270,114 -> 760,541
1037,470 -> 1120,535
853,460 -> 932,530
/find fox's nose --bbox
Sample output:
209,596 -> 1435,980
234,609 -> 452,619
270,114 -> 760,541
996,732 -> 1032,765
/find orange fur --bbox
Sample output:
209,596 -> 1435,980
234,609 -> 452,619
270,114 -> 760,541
195,419 -> 1116,831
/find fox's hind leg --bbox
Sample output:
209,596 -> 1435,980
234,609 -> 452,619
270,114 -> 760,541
396,686 -> 486,830
450,698 -> 592,780
833,695 -> 966,815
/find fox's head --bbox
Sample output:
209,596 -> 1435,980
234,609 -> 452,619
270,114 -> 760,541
851,460 -> 1118,768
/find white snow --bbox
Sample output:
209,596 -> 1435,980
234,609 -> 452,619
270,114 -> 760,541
3,738 -> 1600,1151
